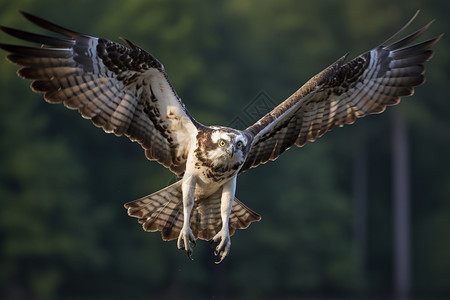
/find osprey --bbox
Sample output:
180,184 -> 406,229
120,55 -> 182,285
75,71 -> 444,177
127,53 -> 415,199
0,11 -> 441,263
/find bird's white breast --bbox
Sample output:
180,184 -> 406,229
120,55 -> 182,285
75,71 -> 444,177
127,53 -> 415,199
184,143 -> 241,200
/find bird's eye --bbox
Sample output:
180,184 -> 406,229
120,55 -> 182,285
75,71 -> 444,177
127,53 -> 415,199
236,141 -> 243,149
218,139 -> 226,147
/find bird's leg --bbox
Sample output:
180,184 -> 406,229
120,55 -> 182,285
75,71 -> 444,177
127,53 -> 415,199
212,177 -> 237,264
178,174 -> 197,260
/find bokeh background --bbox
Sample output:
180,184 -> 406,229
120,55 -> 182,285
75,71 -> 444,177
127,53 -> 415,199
1,0 -> 449,299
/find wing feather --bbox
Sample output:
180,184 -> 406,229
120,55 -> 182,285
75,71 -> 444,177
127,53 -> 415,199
241,12 -> 442,173
0,11 -> 200,177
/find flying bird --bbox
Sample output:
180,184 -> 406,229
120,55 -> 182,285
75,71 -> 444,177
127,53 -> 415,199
0,11 -> 442,263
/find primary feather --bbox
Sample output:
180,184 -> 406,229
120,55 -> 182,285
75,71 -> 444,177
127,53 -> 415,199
0,10 -> 441,263
0,11 -> 199,177
241,11 -> 442,173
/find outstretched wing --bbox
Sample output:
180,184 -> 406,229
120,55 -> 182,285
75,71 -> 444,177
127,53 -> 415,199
0,11 -> 200,177
241,11 -> 442,173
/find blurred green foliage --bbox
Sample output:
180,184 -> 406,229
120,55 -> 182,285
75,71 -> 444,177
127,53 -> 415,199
0,0 -> 449,299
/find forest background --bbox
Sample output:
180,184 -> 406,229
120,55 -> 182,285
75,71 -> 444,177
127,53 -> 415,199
0,0 -> 449,299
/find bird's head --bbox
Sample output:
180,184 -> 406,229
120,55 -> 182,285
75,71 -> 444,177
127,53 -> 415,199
208,127 -> 250,165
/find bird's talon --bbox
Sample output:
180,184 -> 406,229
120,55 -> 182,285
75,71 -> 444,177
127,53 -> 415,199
215,256 -> 225,264
211,230 -> 231,263
187,249 -> 194,261
177,227 -> 196,261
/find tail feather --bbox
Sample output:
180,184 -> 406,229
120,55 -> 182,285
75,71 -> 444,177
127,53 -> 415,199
124,181 -> 261,241
229,199 -> 261,232
125,181 -> 184,241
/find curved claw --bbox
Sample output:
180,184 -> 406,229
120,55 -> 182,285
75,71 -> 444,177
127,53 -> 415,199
214,248 -> 229,264
186,248 -> 194,261
177,227 -> 196,261
215,256 -> 226,265
211,230 -> 231,264
186,240 -> 196,261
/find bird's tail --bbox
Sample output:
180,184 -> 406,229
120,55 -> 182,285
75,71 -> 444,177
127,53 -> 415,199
124,180 -> 261,241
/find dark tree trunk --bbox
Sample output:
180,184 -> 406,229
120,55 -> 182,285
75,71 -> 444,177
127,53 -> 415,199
392,113 -> 411,299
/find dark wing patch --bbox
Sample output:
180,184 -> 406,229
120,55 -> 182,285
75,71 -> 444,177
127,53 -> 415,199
0,11 -> 199,177
241,11 -> 442,173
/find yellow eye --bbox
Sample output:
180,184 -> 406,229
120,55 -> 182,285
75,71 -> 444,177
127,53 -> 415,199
236,141 -> 243,149
218,139 -> 226,147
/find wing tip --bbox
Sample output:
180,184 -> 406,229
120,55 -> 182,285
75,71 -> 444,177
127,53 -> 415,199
17,10 -> 84,38
380,10 -> 421,47
380,10 -> 442,50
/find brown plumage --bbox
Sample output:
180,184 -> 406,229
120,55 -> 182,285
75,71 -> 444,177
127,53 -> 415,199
0,10 -> 442,263
241,11 -> 442,172
0,11 -> 196,178
125,181 -> 260,241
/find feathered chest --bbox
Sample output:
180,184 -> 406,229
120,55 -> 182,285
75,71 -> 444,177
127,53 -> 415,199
190,127 -> 247,184
193,146 -> 241,183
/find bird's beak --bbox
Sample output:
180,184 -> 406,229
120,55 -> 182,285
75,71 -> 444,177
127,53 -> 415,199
229,147 -> 235,158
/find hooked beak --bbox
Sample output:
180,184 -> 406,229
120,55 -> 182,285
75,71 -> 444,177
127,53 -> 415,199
227,147 -> 235,158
